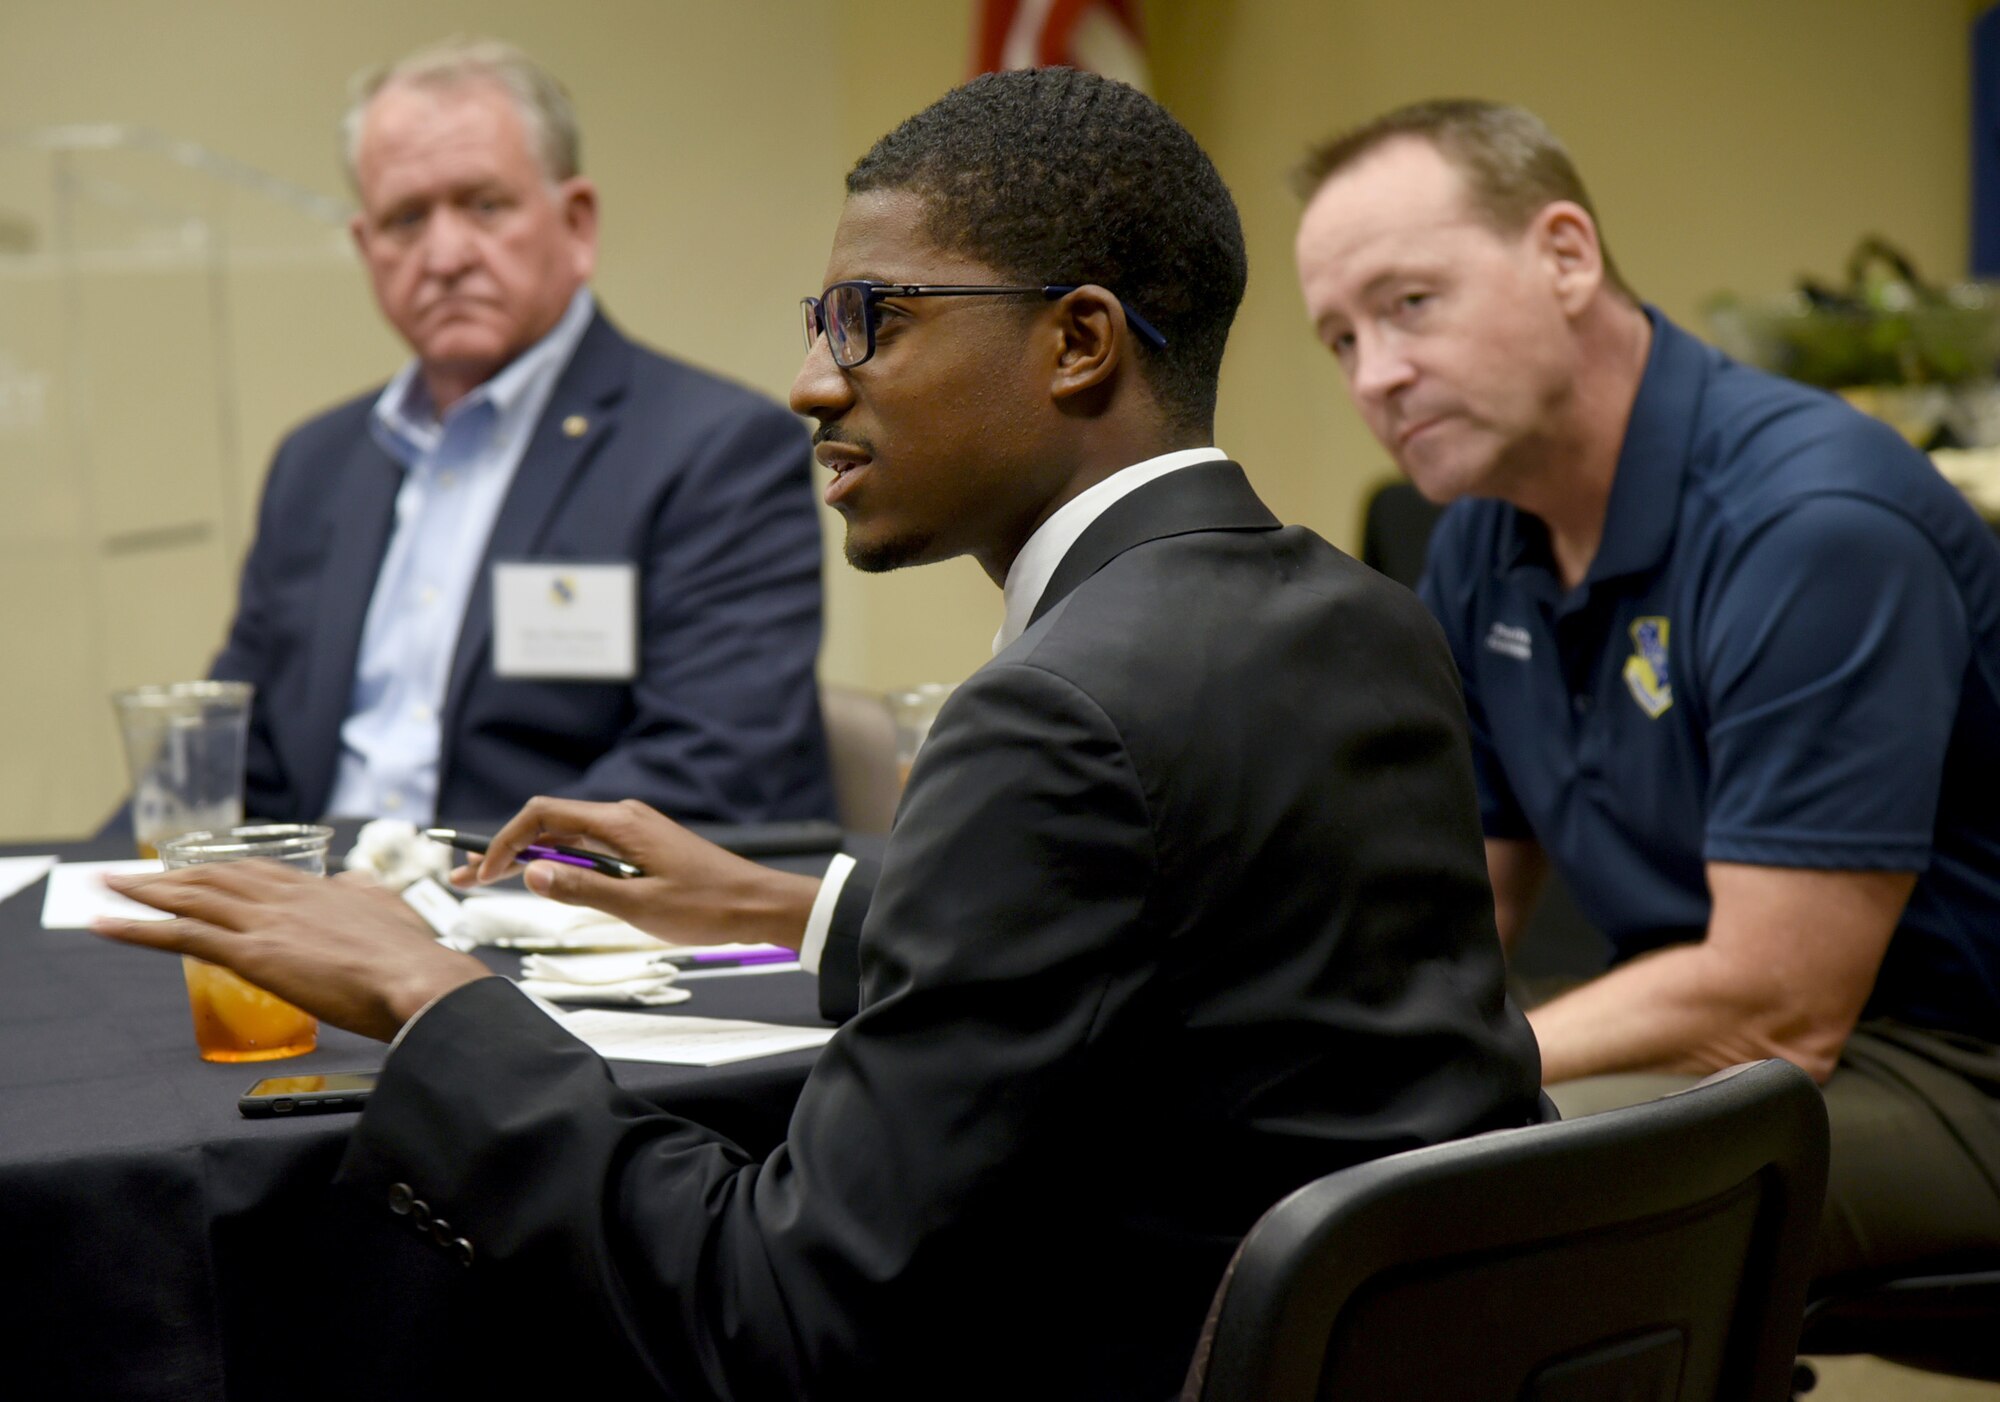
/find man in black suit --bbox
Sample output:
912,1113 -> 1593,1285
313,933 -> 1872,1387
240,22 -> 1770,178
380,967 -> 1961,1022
99,70 -> 1541,1400
211,36 -> 832,827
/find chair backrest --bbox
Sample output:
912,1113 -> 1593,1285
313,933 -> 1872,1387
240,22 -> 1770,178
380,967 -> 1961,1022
1358,477 -> 1445,590
1186,1059 -> 1829,1402
818,683 -> 900,836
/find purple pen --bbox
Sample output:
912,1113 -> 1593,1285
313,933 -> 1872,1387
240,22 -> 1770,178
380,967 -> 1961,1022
520,843 -> 624,874
684,948 -> 800,967
424,829 -> 643,879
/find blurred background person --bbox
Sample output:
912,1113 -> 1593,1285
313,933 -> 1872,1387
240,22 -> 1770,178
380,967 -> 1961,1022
1293,97 -> 2000,1288
210,36 -> 833,827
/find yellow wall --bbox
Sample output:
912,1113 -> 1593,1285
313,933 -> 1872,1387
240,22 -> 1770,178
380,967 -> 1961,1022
0,0 -> 1978,837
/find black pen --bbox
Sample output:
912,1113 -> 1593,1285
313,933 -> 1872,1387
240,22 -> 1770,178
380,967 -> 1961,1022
422,828 -> 644,879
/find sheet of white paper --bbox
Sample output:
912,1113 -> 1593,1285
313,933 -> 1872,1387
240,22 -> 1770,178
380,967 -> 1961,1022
0,855 -> 57,907
558,1010 -> 835,1066
41,859 -> 167,927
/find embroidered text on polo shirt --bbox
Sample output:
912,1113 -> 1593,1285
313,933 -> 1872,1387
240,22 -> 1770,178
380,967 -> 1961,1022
1485,622 -> 1533,661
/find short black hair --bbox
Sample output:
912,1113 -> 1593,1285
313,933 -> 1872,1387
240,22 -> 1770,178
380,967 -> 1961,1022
848,68 -> 1246,436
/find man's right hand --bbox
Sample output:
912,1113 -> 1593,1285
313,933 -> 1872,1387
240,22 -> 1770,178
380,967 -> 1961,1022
94,861 -> 490,1042
453,796 -> 821,951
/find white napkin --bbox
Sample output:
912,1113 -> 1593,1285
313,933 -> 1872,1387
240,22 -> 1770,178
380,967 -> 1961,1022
517,949 -> 689,1007
448,891 -> 669,952
343,819 -> 453,892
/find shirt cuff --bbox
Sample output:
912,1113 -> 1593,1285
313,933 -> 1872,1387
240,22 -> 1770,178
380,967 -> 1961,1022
798,853 -> 856,975
386,973 -> 511,1053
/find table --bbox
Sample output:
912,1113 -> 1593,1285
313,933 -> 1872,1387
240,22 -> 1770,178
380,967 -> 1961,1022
0,827 -> 847,1401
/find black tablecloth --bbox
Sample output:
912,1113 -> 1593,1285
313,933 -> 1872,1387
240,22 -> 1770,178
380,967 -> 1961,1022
0,828 -> 844,1401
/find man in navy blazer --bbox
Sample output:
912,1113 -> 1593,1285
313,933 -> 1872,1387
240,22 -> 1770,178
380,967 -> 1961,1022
211,37 -> 832,826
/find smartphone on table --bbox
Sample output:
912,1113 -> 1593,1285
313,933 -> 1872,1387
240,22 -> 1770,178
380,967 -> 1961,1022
238,1071 -> 379,1118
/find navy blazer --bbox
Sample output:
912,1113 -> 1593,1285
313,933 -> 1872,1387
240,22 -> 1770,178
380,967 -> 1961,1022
211,311 -> 834,825
338,464 -> 1542,1401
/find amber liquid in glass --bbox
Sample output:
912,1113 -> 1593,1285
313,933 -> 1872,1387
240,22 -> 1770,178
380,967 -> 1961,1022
182,957 -> 317,1062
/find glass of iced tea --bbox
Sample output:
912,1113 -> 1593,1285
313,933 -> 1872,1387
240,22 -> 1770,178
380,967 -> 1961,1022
158,824 -> 332,1062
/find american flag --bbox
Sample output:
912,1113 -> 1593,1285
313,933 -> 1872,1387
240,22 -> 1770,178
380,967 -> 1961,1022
972,0 -> 1150,91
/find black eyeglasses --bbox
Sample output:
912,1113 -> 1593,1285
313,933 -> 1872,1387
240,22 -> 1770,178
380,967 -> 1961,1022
800,280 -> 1168,369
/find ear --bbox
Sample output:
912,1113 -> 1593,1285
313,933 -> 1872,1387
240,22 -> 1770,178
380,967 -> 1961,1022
1533,200 -> 1604,316
1047,284 -> 1124,405
559,176 -> 601,281
348,211 -> 369,260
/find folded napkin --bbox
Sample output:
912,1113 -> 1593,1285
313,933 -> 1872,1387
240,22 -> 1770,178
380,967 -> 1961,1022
343,819 -> 453,892
516,949 -> 690,1007
449,891 -> 669,952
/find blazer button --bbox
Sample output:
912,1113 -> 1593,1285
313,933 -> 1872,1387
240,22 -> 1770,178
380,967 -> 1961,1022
387,1183 -> 414,1216
408,1198 -> 432,1231
429,1219 -> 454,1248
449,1236 -> 475,1268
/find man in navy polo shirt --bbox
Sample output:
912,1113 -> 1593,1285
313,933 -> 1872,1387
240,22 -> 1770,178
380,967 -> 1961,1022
1294,97 -> 2000,1285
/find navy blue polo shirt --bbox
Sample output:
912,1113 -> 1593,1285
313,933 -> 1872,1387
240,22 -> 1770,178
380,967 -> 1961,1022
1421,311 -> 2000,1038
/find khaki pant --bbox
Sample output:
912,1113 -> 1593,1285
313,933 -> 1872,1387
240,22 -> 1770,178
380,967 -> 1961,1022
1548,1023 -> 2000,1285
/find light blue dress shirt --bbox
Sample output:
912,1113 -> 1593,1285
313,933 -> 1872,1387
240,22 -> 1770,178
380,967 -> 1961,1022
324,287 -> 597,822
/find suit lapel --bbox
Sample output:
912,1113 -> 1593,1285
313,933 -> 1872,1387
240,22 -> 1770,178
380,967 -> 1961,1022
295,432 -> 403,814
1029,461 -> 1280,629
437,313 -> 633,767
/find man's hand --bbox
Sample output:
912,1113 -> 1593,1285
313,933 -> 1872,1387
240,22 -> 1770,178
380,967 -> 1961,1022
92,863 -> 491,1042
452,797 -> 822,951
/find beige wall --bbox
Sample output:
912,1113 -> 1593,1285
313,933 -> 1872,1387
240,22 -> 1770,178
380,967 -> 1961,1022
0,0 -> 1977,838
823,0 -> 1007,696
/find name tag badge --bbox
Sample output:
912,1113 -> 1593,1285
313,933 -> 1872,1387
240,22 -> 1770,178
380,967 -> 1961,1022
491,562 -> 637,681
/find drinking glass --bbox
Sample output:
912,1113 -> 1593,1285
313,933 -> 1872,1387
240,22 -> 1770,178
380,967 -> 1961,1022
111,681 -> 252,858
158,824 -> 331,1062
885,683 -> 956,787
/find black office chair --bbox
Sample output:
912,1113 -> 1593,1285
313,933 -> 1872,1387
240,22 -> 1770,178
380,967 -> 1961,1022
1794,1266 -> 2000,1387
1183,1059 -> 1829,1402
1356,476 -> 1612,992
1357,476 -> 1445,592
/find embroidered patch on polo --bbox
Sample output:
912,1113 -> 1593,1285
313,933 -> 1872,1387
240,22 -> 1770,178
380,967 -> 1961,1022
1622,616 -> 1673,718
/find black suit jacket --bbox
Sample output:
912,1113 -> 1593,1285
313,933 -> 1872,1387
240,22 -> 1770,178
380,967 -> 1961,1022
338,463 -> 1541,1400
210,311 -> 834,825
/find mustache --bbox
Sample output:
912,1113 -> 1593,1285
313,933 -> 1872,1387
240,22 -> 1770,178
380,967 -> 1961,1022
813,424 -> 873,455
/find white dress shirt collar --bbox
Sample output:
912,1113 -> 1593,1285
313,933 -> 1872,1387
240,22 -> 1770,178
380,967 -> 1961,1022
993,446 -> 1228,654
370,286 -> 597,464
800,445 -> 1230,978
